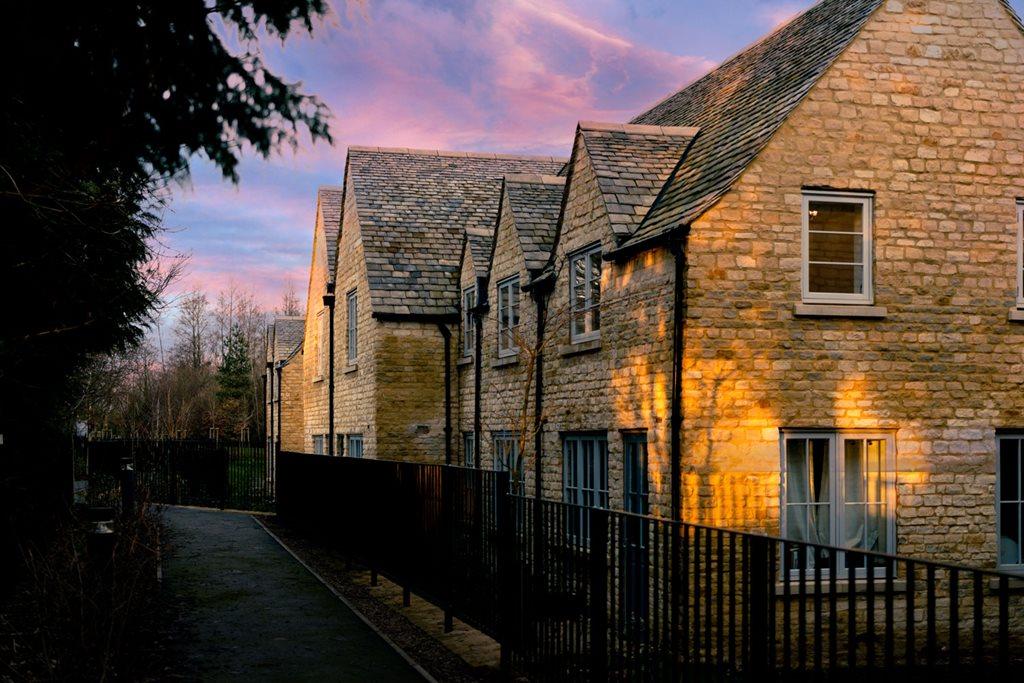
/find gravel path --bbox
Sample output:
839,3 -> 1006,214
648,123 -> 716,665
161,506 -> 423,682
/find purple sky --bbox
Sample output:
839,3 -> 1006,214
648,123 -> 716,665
163,0 -> 1024,311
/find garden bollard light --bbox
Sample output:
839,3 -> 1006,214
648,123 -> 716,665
87,519 -> 116,573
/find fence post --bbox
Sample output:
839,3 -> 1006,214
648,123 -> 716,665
748,535 -> 771,675
590,507 -> 609,680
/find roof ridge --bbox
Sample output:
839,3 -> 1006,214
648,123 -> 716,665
629,0 -> 834,123
579,121 -> 700,137
347,145 -> 565,163
504,173 -> 566,185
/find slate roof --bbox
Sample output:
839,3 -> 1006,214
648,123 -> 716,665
501,174 -> 566,273
272,316 -> 304,360
317,186 -> 344,284
577,122 -> 699,241
345,147 -> 565,318
614,0 -> 886,254
465,229 -> 494,279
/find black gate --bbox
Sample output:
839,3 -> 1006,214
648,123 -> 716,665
87,438 -> 275,512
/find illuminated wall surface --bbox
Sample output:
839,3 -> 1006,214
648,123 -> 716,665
288,0 -> 1024,569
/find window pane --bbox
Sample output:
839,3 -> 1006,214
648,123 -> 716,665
867,439 -> 885,503
1000,438 -> 1020,501
786,439 -> 808,504
590,251 -> 602,305
844,439 -> 865,503
1000,502 -> 1021,565
572,256 -> 586,309
808,263 -> 863,294
808,232 -> 863,264
809,201 -> 863,233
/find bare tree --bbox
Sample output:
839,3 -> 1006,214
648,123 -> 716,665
172,290 -> 210,369
279,279 -> 302,316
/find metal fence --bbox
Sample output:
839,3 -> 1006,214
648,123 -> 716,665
276,453 -> 1024,680
87,438 -> 274,512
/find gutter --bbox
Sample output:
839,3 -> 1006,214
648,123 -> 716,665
372,311 -> 460,324
324,285 -> 336,457
437,323 -> 453,465
669,230 -> 688,521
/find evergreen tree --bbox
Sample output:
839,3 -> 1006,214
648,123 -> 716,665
216,325 -> 254,438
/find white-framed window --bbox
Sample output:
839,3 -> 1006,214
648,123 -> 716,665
462,285 -> 476,356
802,191 -> 874,305
347,433 -> 364,459
493,431 -> 523,493
1016,201 -> 1023,308
570,243 -> 602,342
780,430 -> 895,575
463,431 -> 475,467
312,434 -> 326,455
623,433 -> 649,516
998,434 -> 1024,570
346,289 -> 357,363
497,276 -> 520,357
316,309 -> 327,380
563,433 -> 609,543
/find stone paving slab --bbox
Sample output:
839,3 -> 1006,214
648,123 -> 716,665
162,506 -> 423,682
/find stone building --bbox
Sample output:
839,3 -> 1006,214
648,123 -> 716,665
300,186 -> 343,455
290,0 -> 1024,570
329,148 -> 564,462
265,316 -> 304,454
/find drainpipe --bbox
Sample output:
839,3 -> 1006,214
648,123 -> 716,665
473,277 -> 487,469
275,364 -> 283,454
669,231 -> 688,522
266,361 -> 274,455
531,284 -> 550,503
438,323 -> 453,465
324,285 -> 336,456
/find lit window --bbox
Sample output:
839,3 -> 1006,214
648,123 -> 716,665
346,290 -> 357,363
347,433 -> 363,459
563,433 -> 609,543
998,435 -> 1023,570
570,243 -> 602,342
497,277 -> 520,357
462,286 -> 476,356
802,191 -> 873,304
781,431 -> 895,574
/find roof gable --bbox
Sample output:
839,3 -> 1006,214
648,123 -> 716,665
345,147 -> 565,318
621,0 -> 886,252
501,174 -> 566,273
271,316 -> 304,360
316,186 -> 344,283
578,122 -> 698,241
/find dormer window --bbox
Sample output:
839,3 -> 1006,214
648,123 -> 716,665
802,191 -> 873,305
570,243 -> 602,342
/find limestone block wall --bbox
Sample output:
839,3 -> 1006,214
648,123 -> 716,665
456,248 -> 479,466
678,0 -> 1024,565
301,226 -> 331,452
279,354 -> 305,453
478,198 -> 538,485
374,320 -> 449,463
540,141 -> 677,518
333,182 -> 378,457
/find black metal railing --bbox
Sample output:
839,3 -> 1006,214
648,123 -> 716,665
87,438 -> 275,512
276,453 -> 1024,680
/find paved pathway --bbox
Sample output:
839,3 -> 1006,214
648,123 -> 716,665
162,507 -> 423,682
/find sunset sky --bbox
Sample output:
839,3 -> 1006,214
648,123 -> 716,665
164,0 -> 1024,311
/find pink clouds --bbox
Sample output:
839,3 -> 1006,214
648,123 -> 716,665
166,0 -> 718,310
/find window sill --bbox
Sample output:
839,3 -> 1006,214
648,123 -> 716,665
989,574 -> 1024,591
313,376 -> 324,383
775,579 -> 907,596
1008,308 -> 1024,323
559,338 -> 602,358
342,364 -> 358,375
794,303 -> 887,319
491,355 -> 519,369
456,355 -> 473,367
